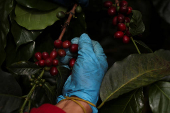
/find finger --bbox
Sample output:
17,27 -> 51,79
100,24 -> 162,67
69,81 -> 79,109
92,41 -> 108,72
78,33 -> 95,56
71,37 -> 79,44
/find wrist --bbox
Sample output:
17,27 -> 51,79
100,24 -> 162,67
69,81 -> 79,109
56,98 -> 92,113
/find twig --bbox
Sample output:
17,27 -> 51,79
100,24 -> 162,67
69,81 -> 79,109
130,37 -> 141,54
58,4 -> 78,40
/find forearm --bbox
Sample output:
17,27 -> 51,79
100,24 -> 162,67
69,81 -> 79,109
55,99 -> 92,113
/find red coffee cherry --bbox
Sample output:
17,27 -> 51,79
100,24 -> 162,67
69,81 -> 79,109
52,59 -> 59,66
117,14 -> 125,23
58,49 -> 66,57
38,60 -> 45,67
127,7 -> 133,15
54,40 -> 62,48
108,6 -> 117,16
114,31 -> 124,38
50,50 -> 57,59
62,40 -> 71,48
50,67 -> 58,76
125,17 -> 131,23
42,52 -> 49,60
35,52 -> 42,61
69,58 -> 76,68
45,58 -> 52,67
123,35 -> 130,43
104,1 -> 113,7
70,44 -> 78,53
117,23 -> 126,31
112,16 -> 118,26
120,0 -> 128,7
119,6 -> 128,14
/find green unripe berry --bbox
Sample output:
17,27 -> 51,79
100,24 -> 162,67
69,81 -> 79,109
41,79 -> 45,83
30,83 -> 34,86
39,83 -> 43,87
31,75 -> 35,78
76,6 -> 82,13
57,11 -> 65,19
35,80 -> 39,84
30,78 -> 34,82
44,67 -> 50,71
126,23 -> 130,27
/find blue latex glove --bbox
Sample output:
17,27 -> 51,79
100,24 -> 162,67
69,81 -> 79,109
49,0 -> 89,7
57,33 -> 108,113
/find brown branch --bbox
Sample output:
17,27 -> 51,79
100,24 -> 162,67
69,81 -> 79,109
58,4 -> 78,40
115,0 -> 119,6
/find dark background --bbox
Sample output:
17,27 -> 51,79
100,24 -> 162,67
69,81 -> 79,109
81,0 -> 170,67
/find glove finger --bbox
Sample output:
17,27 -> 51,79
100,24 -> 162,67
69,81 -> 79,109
71,37 -> 79,44
78,33 -> 95,57
92,41 -> 108,72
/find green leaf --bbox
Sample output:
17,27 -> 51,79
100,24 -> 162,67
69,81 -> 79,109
5,35 -> 36,66
0,69 -> 22,96
43,82 -> 56,104
56,66 -> 70,96
15,4 -> 67,30
30,87 -> 51,107
99,49 -> 170,108
99,88 -> 144,113
8,61 -> 40,76
129,10 -> 145,36
0,94 -> 24,112
16,0 -> 59,11
11,20 -> 42,49
0,0 -> 14,48
149,81 -> 170,113
134,40 -> 153,53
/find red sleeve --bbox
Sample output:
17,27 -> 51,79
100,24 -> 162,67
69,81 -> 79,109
29,103 -> 66,113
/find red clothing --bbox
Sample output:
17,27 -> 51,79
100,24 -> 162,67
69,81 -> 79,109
30,104 -> 66,113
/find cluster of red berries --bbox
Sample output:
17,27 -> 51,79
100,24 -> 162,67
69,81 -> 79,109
35,40 -> 78,76
104,0 -> 132,43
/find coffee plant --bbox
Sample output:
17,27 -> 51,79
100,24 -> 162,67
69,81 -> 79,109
0,0 -> 170,113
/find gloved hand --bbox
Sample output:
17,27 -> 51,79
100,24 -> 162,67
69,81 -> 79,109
49,0 -> 89,7
57,33 -> 108,113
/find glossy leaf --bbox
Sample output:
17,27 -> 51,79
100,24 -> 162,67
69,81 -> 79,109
99,49 -> 170,108
129,10 -> 145,36
11,20 -> 42,49
30,87 -> 51,107
43,82 -> 56,104
149,81 -> 170,113
8,61 -> 40,76
0,94 -> 24,112
0,69 -> 22,96
134,40 -> 153,53
99,88 -> 144,113
16,0 -> 59,11
0,0 -> 14,48
5,35 -> 35,66
15,4 -> 67,30
56,66 -> 70,96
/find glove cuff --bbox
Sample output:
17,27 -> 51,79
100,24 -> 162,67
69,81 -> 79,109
57,95 -> 98,113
